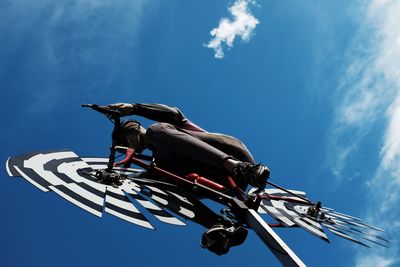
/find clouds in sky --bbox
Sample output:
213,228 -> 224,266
0,0 -> 149,116
205,0 -> 259,59
328,0 -> 400,266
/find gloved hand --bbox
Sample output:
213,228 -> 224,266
107,103 -> 135,116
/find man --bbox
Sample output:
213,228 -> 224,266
109,102 -> 270,189
109,102 -> 270,254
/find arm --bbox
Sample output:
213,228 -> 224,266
110,103 -> 206,132
132,103 -> 184,125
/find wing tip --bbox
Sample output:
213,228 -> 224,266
5,157 -> 12,176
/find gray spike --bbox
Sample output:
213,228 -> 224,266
324,224 -> 370,247
325,211 -> 363,221
325,223 -> 389,247
348,227 -> 391,243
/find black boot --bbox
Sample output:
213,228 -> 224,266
201,223 -> 248,255
232,162 -> 270,188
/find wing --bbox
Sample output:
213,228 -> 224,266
6,150 -> 219,230
255,188 -> 390,248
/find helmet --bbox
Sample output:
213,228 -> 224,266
122,120 -> 142,134
120,120 -> 145,152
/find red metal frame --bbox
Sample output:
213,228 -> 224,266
114,147 -> 301,228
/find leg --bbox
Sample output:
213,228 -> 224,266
146,123 -> 230,168
146,123 -> 269,188
183,131 -> 256,163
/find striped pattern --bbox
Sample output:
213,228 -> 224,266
6,150 -> 214,231
258,188 -> 389,247
132,179 -> 220,228
7,150 -> 389,249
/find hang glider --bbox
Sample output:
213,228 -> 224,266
5,105 -> 389,267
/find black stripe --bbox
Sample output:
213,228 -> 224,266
77,182 -> 105,198
19,167 -> 52,190
52,172 -> 76,184
299,218 -> 324,233
7,157 -> 25,177
106,190 -> 127,201
43,157 -> 82,184
42,158 -> 79,184
54,184 -> 104,213
261,199 -> 292,225
274,207 -> 296,222
127,192 -> 147,201
125,192 -> 175,218
105,202 -> 148,222
43,157 -> 81,172
148,208 -> 174,218
76,168 -> 98,182
85,161 -> 109,166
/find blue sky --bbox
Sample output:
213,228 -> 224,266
1,0 -> 398,266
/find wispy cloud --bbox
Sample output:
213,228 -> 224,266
205,0 -> 259,59
328,0 -> 400,266
0,0 -> 150,116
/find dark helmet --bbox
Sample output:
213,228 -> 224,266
122,120 -> 142,134
119,120 -> 146,152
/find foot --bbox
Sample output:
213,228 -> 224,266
232,162 -> 270,188
201,223 -> 248,255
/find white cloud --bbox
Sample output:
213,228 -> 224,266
205,0 -> 259,59
381,96 -> 400,176
356,255 -> 394,267
328,0 -> 400,266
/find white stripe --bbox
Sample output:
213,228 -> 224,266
120,181 -> 142,194
57,161 -> 90,183
68,183 -> 105,204
146,185 -> 168,195
294,218 -> 328,240
14,166 -> 49,192
105,207 -> 154,229
167,191 -> 194,206
155,215 -> 186,226
272,200 -> 299,218
151,195 -> 168,205
5,157 -> 12,176
260,204 -> 295,226
58,162 -> 106,191
264,188 -> 307,196
49,185 -> 102,217
81,157 -> 109,163
24,152 -> 78,186
106,186 -> 124,195
106,194 -> 140,213
178,207 -> 195,218
303,216 -> 324,229
135,198 -> 161,210
113,167 -> 144,173
121,186 -> 186,226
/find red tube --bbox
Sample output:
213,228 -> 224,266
185,173 -> 226,191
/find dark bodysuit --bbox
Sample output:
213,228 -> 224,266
132,103 -> 256,190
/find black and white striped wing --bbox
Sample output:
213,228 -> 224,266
256,188 -> 390,247
5,150 -> 216,230
256,188 -> 329,242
